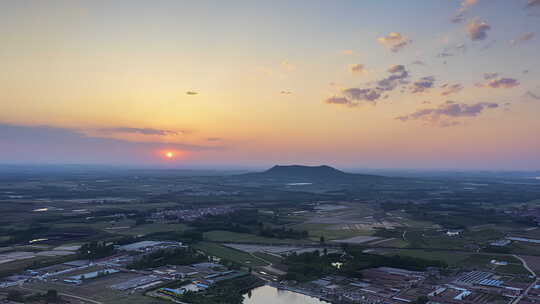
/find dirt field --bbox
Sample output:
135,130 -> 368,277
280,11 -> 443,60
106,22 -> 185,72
331,236 -> 381,244
22,272 -> 158,304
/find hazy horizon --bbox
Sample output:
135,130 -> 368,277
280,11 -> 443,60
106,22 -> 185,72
0,163 -> 539,174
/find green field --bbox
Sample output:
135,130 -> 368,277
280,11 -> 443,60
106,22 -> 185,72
404,228 -> 504,249
495,263 -> 530,275
193,242 -> 268,267
379,249 -> 529,274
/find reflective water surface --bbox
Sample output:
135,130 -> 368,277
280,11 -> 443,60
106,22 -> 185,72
243,285 -> 328,304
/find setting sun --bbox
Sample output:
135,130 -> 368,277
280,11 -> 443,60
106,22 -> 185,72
157,149 -> 184,161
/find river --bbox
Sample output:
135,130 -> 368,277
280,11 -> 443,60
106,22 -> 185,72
243,285 -> 329,304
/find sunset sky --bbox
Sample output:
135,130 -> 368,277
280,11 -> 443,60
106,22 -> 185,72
1,0 -> 539,170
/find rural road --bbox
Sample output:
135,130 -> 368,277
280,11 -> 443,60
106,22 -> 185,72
514,255 -> 536,277
511,255 -> 537,304
58,292 -> 104,304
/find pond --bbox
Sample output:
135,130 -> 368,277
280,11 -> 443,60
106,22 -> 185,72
243,285 -> 329,304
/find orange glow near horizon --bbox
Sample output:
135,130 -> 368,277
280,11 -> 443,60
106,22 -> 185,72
157,149 -> 184,161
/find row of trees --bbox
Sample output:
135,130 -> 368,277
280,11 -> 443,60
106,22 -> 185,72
77,241 -> 115,260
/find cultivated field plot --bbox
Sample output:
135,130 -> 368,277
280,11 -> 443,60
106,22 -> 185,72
289,202 -> 437,243
223,243 -> 337,256
20,272 -> 155,304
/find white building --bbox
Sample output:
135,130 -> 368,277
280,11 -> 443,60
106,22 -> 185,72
446,230 -> 461,237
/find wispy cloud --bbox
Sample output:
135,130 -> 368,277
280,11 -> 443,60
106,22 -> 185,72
396,101 -> 499,127
324,88 -> 383,107
465,18 -> 491,41
410,76 -> 436,93
510,32 -> 535,45
441,83 -> 464,96
349,64 -> 368,75
343,88 -> 381,103
437,44 -> 467,58
324,65 -> 410,107
377,32 -> 411,53
483,72 -> 499,80
477,77 -> 520,89
98,127 -> 186,136
451,0 -> 478,23
524,91 -> 540,100
324,96 -> 357,107
527,0 -> 540,8
376,65 -> 410,91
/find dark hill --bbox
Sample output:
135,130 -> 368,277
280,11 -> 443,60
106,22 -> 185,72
262,165 -> 349,178
238,164 -> 383,182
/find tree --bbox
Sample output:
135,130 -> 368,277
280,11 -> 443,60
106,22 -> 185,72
78,241 -> 114,260
414,296 -> 429,304
134,217 -> 147,226
319,235 -> 325,244
182,230 -> 204,243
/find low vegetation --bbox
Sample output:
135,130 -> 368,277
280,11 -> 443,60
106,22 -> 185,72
282,247 -> 447,282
